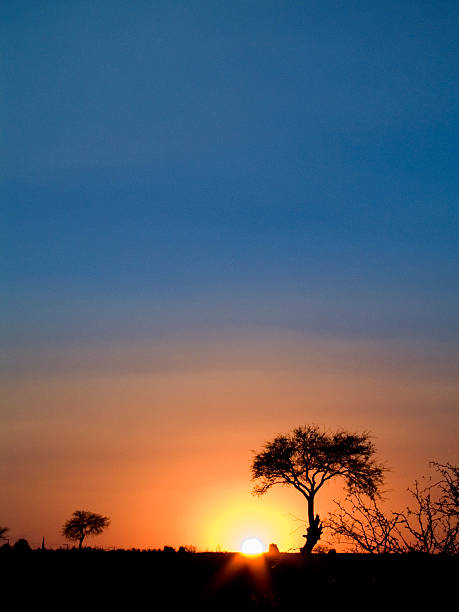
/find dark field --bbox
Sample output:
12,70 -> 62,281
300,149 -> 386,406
2,549 -> 456,610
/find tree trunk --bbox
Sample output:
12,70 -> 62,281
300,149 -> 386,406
300,495 -> 323,555
78,535 -> 84,549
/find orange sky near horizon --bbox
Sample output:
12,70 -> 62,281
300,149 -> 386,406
1,331 -> 457,551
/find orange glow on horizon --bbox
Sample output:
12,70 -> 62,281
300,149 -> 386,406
2,331 -> 457,549
189,486 -> 294,552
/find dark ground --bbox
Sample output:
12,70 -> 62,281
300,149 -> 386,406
1,548 -> 456,610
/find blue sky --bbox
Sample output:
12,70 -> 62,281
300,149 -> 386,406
2,0 -> 458,358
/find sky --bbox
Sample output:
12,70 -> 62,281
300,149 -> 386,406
1,1 -> 458,551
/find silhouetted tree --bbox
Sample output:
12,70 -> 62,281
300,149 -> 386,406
162,545 -> 176,553
328,461 -> 458,554
62,510 -> 110,549
13,538 -> 31,553
251,425 -> 385,554
396,462 -> 458,554
328,493 -> 404,553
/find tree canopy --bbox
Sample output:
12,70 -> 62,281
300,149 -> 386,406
62,510 -> 110,549
251,424 -> 385,553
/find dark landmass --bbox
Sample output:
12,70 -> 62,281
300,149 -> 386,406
2,548 -> 456,610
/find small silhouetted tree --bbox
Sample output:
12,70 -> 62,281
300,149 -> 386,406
13,538 -> 31,553
62,510 -> 110,549
162,545 -> 176,553
251,425 -> 385,554
178,545 -> 197,554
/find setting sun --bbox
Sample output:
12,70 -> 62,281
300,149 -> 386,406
241,538 -> 265,555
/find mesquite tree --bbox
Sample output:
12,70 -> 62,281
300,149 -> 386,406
251,425 -> 385,554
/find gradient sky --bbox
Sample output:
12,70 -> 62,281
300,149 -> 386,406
1,1 -> 458,550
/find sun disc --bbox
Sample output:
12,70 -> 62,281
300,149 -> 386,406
241,537 -> 264,555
